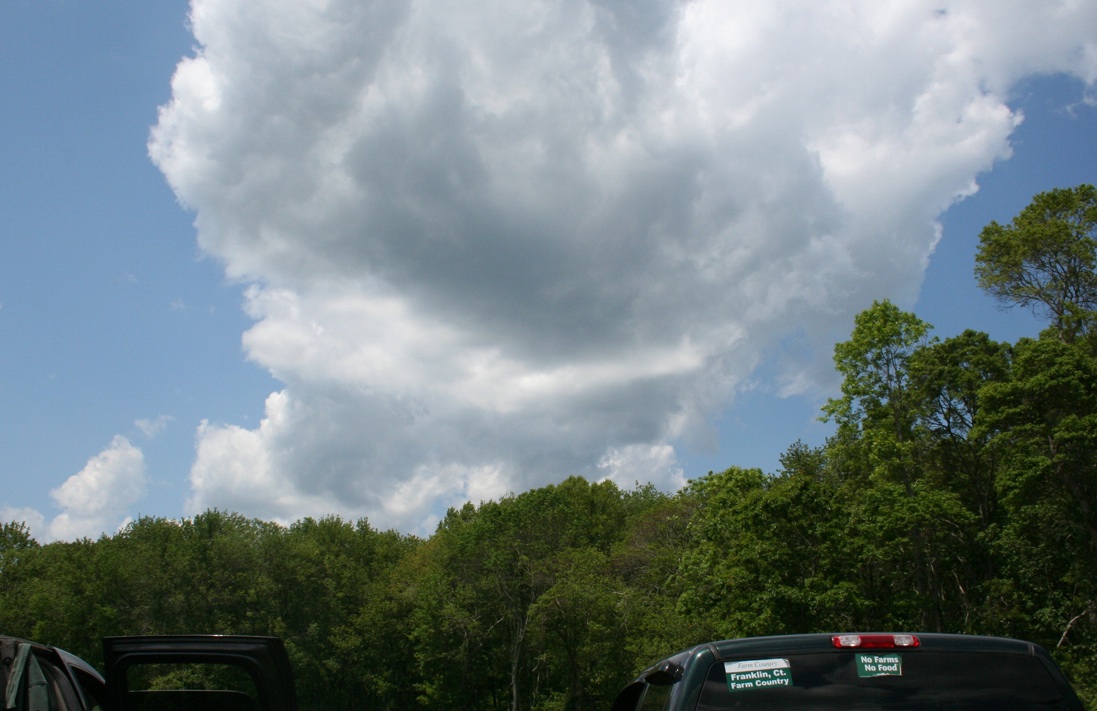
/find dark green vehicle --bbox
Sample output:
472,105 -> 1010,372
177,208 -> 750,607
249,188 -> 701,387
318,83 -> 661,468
2,634 -> 297,711
612,633 -> 1085,711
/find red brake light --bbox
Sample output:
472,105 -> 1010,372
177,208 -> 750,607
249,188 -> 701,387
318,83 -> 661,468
832,634 -> 920,649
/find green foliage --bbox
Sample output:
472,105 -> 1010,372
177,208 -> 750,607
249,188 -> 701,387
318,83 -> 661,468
975,184 -> 1097,341
976,336 -> 1097,655
0,521 -> 37,574
407,477 -> 666,710
0,521 -> 40,634
1056,643 -> 1097,710
612,492 -> 699,668
908,331 -> 1011,525
678,465 -> 861,637
824,299 -> 933,436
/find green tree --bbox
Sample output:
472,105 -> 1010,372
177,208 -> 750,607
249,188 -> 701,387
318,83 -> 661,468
980,337 -> 1097,564
409,477 -> 657,710
975,184 -> 1097,341
15,538 -> 103,659
0,522 -> 41,639
0,520 -> 38,574
173,511 -> 280,634
676,466 -> 857,637
823,299 -> 933,488
271,515 -> 420,711
821,303 -> 998,631
908,331 -> 1012,527
527,548 -> 624,709
977,336 -> 1097,649
612,491 -> 698,671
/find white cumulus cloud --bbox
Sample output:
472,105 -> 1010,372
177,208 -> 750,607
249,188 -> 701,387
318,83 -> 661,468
48,436 -> 148,541
151,0 -> 1097,532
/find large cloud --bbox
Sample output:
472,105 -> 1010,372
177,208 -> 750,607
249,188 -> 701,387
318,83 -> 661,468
152,0 -> 1097,532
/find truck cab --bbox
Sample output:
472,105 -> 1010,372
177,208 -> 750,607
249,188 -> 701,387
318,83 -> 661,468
613,633 -> 1084,711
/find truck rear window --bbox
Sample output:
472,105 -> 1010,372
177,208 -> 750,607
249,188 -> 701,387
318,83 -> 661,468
695,651 -> 1072,711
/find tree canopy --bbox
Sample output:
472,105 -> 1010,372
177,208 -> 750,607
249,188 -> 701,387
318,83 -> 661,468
975,184 -> 1097,341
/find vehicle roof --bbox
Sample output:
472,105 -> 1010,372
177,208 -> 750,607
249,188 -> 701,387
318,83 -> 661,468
700,632 -> 1038,660
1,634 -> 104,682
632,632 -> 1048,685
618,633 -> 1077,711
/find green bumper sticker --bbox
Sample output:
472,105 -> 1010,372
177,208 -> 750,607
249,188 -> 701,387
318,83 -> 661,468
725,658 -> 792,692
856,653 -> 903,677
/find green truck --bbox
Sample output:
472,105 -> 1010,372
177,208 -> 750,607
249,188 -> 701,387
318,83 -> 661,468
613,632 -> 1085,711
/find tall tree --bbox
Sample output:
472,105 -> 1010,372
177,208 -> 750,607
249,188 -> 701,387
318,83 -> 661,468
975,184 -> 1097,342
822,299 -> 933,488
409,477 -> 657,710
908,330 -> 1012,526
821,303 -> 994,630
676,465 -> 861,636
270,516 -> 419,711
0,521 -> 37,574
0,522 -> 40,640
977,336 -> 1097,642
612,490 -> 698,672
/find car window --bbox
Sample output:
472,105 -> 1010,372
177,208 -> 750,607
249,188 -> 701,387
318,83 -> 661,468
639,682 -> 672,711
116,662 -> 262,711
695,651 -> 1072,711
72,668 -> 107,711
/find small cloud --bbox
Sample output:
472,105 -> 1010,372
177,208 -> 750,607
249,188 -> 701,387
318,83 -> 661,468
598,444 -> 686,493
48,436 -> 148,541
135,414 -> 173,438
0,506 -> 46,542
170,298 -> 188,311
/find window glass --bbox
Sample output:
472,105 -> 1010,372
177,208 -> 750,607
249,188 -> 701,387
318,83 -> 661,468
639,683 -> 672,711
124,661 -> 256,694
73,668 -> 107,711
696,651 -> 1071,711
119,662 -> 261,711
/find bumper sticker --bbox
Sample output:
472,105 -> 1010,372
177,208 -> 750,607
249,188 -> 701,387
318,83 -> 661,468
724,658 -> 792,692
856,653 -> 903,677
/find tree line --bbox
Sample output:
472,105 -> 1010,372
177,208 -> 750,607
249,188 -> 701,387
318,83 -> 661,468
2,185 -> 1096,710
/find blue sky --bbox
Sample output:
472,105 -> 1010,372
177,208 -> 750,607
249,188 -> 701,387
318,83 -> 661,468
1,0 -> 274,536
1,0 -> 1094,540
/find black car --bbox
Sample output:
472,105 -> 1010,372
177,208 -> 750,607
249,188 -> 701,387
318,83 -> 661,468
1,634 -> 297,711
612,632 -> 1085,711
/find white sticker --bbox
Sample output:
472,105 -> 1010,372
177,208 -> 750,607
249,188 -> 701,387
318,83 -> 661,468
725,658 -> 792,692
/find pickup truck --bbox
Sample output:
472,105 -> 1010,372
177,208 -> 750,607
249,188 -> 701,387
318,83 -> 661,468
612,632 -> 1085,711
1,634 -> 297,711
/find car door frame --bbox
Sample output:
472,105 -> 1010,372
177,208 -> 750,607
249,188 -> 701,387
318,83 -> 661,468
102,635 -> 298,711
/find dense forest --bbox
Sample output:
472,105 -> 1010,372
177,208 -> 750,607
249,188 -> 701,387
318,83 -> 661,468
2,186 -> 1096,710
